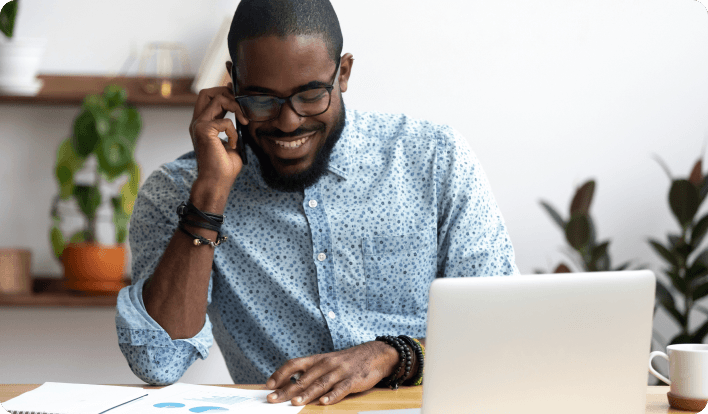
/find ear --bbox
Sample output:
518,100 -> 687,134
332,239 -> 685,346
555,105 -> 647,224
337,53 -> 354,93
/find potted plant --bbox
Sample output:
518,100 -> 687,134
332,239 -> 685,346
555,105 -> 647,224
50,84 -> 142,293
0,0 -> 46,95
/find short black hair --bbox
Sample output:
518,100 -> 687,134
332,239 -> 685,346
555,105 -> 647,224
227,0 -> 343,68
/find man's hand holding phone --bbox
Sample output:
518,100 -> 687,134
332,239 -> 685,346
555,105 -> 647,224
188,83 -> 248,212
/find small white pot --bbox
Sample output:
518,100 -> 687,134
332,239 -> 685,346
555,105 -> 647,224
0,37 -> 46,95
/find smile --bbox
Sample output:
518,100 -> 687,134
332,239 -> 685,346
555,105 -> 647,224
274,134 -> 313,149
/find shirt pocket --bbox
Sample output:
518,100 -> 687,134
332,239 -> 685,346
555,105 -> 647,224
362,231 -> 436,316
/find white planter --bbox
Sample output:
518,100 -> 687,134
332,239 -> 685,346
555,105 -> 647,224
0,37 -> 46,95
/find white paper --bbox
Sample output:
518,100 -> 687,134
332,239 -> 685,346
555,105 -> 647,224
1,382 -> 148,414
109,383 -> 305,414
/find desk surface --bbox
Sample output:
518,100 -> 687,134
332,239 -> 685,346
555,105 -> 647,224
0,384 -> 689,413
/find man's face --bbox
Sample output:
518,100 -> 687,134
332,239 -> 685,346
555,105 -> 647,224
231,35 -> 352,190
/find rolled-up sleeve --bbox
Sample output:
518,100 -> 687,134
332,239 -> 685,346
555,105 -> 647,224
434,125 -> 520,278
115,164 -> 215,385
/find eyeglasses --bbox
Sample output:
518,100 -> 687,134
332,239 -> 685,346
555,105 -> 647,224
232,58 -> 341,122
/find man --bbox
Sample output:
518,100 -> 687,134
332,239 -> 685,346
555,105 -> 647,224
116,0 -> 518,406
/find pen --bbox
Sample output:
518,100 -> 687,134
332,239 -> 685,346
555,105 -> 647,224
99,393 -> 148,414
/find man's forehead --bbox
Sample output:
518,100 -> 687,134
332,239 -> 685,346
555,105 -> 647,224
235,34 -> 333,90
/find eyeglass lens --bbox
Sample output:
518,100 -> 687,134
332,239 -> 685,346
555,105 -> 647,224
239,88 -> 332,121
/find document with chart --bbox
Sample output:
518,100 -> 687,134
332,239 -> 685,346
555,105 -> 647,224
109,383 -> 305,414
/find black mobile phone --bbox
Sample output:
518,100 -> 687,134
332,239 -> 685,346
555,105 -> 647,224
231,64 -> 248,165
236,119 -> 248,165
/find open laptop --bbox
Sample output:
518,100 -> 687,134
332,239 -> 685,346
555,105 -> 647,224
421,270 -> 656,414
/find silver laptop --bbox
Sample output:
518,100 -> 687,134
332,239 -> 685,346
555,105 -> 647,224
421,270 -> 656,414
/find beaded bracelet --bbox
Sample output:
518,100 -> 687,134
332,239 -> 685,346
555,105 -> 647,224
375,335 -> 411,390
410,337 -> 425,386
397,335 -> 424,386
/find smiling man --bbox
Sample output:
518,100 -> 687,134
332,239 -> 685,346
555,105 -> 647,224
116,0 -> 518,407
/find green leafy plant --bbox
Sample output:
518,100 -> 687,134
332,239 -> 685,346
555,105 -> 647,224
538,179 -> 631,273
50,84 -> 142,259
651,156 -> 708,345
0,0 -> 18,39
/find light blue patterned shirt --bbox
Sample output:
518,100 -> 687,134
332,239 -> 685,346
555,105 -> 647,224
115,108 -> 519,385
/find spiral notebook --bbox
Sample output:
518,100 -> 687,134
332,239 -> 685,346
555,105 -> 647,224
1,382 -> 148,414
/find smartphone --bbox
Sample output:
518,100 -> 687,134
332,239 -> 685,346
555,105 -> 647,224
231,64 -> 248,165
235,119 -> 248,165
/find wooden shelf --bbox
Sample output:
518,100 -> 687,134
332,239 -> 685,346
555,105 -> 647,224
0,75 -> 198,106
0,277 -> 130,308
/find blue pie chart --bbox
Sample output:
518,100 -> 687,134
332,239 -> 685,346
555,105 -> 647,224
189,407 -> 229,413
154,402 -> 186,408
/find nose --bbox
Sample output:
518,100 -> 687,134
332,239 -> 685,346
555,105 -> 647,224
271,99 -> 304,133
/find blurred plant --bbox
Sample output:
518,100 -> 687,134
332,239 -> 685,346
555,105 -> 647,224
651,156 -> 708,345
538,179 -> 631,273
0,0 -> 18,39
49,84 -> 142,260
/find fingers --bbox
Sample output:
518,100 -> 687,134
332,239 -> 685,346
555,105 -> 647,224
193,86 -> 232,120
292,371 -> 348,406
318,378 -> 354,405
267,357 -> 311,390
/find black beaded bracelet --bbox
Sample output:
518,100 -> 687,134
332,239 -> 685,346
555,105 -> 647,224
375,335 -> 412,390
398,335 -> 424,386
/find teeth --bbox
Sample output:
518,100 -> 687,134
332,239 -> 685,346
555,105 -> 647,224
275,135 -> 310,149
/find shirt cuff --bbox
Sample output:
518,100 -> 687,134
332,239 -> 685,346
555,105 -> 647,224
115,277 -> 213,359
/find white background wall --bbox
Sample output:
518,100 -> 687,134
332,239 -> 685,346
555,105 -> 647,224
1,0 -> 707,383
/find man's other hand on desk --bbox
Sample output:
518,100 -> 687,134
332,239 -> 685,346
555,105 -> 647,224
264,341 -> 401,406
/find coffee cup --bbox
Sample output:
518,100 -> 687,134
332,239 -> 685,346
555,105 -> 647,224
649,344 -> 708,400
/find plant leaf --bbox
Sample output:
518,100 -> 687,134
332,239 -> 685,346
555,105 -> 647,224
691,317 -> 708,343
666,269 -> 687,295
73,185 -> 102,219
701,176 -> 708,203
614,261 -> 631,271
669,179 -> 700,228
689,159 -> 703,187
69,230 -> 90,244
71,111 -> 100,157
591,241 -> 610,269
553,263 -> 572,273
655,280 -> 685,326
565,214 -> 591,250
540,200 -> 565,230
670,333 -> 692,345
50,224 -> 65,261
687,260 -> 708,283
119,162 -> 141,215
111,196 -> 129,244
103,84 -> 128,108
96,137 -> 132,181
648,239 -> 680,268
0,0 -> 18,38
692,213 -> 708,248
54,138 -> 86,199
570,180 -> 595,216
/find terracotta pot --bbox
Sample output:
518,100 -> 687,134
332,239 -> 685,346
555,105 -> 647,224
0,249 -> 32,295
62,243 -> 126,293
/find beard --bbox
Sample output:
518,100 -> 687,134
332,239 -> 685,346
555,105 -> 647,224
243,101 -> 346,193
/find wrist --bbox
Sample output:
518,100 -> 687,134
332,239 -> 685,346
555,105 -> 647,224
190,178 -> 231,214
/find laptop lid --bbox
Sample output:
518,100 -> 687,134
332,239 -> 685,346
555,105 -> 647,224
421,270 -> 656,414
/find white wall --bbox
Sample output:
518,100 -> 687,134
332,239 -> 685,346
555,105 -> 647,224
1,0 -> 707,383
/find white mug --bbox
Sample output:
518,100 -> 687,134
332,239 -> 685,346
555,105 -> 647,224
649,344 -> 708,399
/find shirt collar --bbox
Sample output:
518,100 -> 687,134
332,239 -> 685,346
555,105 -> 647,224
245,109 -> 354,190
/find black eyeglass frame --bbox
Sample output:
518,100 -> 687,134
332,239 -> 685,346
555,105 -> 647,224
231,57 -> 341,122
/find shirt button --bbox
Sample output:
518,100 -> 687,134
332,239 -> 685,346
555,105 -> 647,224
308,200 -> 318,208
317,253 -> 326,261
328,311 -> 336,319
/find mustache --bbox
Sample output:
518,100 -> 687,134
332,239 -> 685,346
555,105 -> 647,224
255,124 -> 326,140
